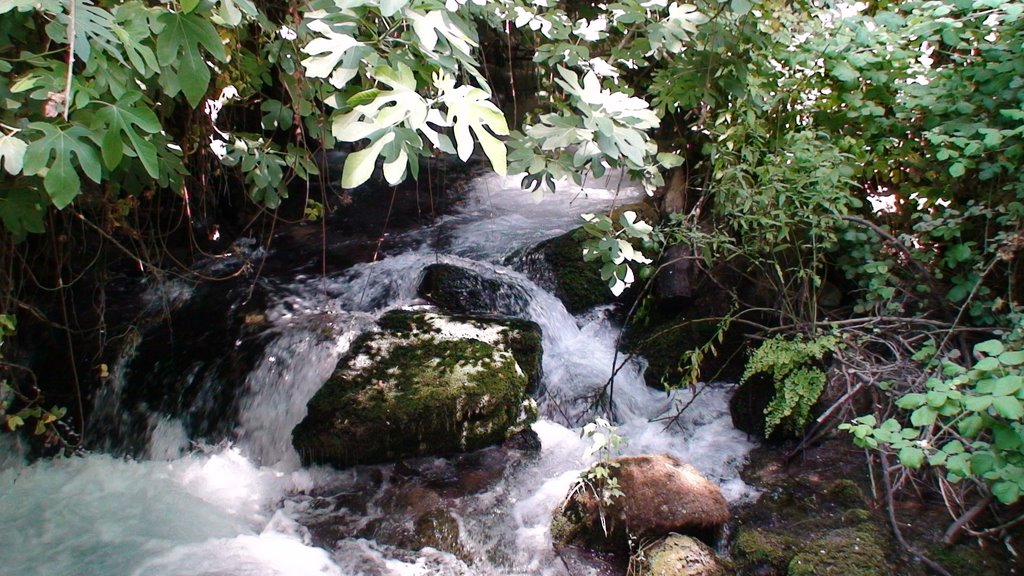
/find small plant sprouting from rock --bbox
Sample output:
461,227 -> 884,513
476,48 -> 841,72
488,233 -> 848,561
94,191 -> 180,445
575,417 -> 626,537
582,417 -> 626,504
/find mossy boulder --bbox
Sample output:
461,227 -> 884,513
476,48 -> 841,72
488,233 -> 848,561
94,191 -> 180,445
732,522 -> 890,576
787,524 -> 890,576
552,454 -> 730,552
730,440 -> 902,576
518,228 -> 614,314
417,263 -> 531,318
732,527 -> 799,573
637,534 -> 729,576
292,310 -> 542,466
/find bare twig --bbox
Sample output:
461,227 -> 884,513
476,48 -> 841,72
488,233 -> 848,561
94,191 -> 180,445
943,494 -> 993,545
63,0 -> 75,120
880,452 -> 953,576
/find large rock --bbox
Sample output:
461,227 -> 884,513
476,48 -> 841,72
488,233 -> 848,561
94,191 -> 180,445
552,454 -> 729,552
417,263 -> 531,318
729,439 -> 908,576
515,228 -> 615,314
732,521 -> 891,576
638,534 -> 728,576
292,310 -> 542,466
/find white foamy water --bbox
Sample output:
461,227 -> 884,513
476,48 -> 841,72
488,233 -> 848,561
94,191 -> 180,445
0,447 -> 337,576
0,170 -> 755,576
438,171 -> 645,261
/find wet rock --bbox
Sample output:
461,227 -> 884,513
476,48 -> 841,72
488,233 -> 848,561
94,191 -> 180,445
637,534 -> 728,576
90,278 -> 274,455
512,201 -> 656,314
728,373 -> 775,438
503,427 -> 541,452
516,228 -> 614,314
552,454 -> 729,552
654,243 -> 697,304
417,263 -> 531,318
554,545 -> 624,576
292,310 -> 541,466
413,509 -> 465,557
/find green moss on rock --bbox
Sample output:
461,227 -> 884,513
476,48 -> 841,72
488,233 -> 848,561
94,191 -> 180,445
734,523 -> 890,576
537,229 -> 613,313
732,528 -> 798,573
787,524 -> 890,576
925,541 -> 1016,576
293,310 -> 541,466
638,534 -> 728,576
826,479 -> 865,507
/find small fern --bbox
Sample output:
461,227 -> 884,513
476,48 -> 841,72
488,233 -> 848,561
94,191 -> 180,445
743,334 -> 837,436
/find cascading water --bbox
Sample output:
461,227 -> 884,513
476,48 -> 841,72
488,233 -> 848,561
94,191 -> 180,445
0,172 -> 756,576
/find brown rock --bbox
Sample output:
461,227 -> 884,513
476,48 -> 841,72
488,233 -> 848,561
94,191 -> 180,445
552,454 -> 729,552
659,167 -> 689,215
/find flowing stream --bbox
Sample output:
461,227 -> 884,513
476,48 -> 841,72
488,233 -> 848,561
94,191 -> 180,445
0,172 -> 756,576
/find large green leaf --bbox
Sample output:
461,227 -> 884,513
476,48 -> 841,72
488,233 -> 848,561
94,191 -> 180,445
341,132 -> 393,189
332,63 -> 428,143
111,4 -> 159,77
406,8 -> 475,56
0,134 -> 27,175
0,187 -> 46,239
22,123 -> 102,209
92,91 -> 160,177
525,113 -> 593,150
45,0 -> 121,65
300,19 -> 368,89
898,446 -> 925,469
992,396 -> 1024,420
439,83 -> 509,174
156,12 -> 226,107
992,480 -> 1020,504
379,0 -> 409,18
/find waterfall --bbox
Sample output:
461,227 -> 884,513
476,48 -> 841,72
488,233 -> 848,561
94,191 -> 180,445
0,171 -> 756,576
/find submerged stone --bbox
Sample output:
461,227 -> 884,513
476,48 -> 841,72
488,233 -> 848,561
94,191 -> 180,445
292,309 -> 542,466
417,263 -> 531,318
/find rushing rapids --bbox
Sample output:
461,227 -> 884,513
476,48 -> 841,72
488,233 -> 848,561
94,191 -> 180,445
0,172 -> 756,576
